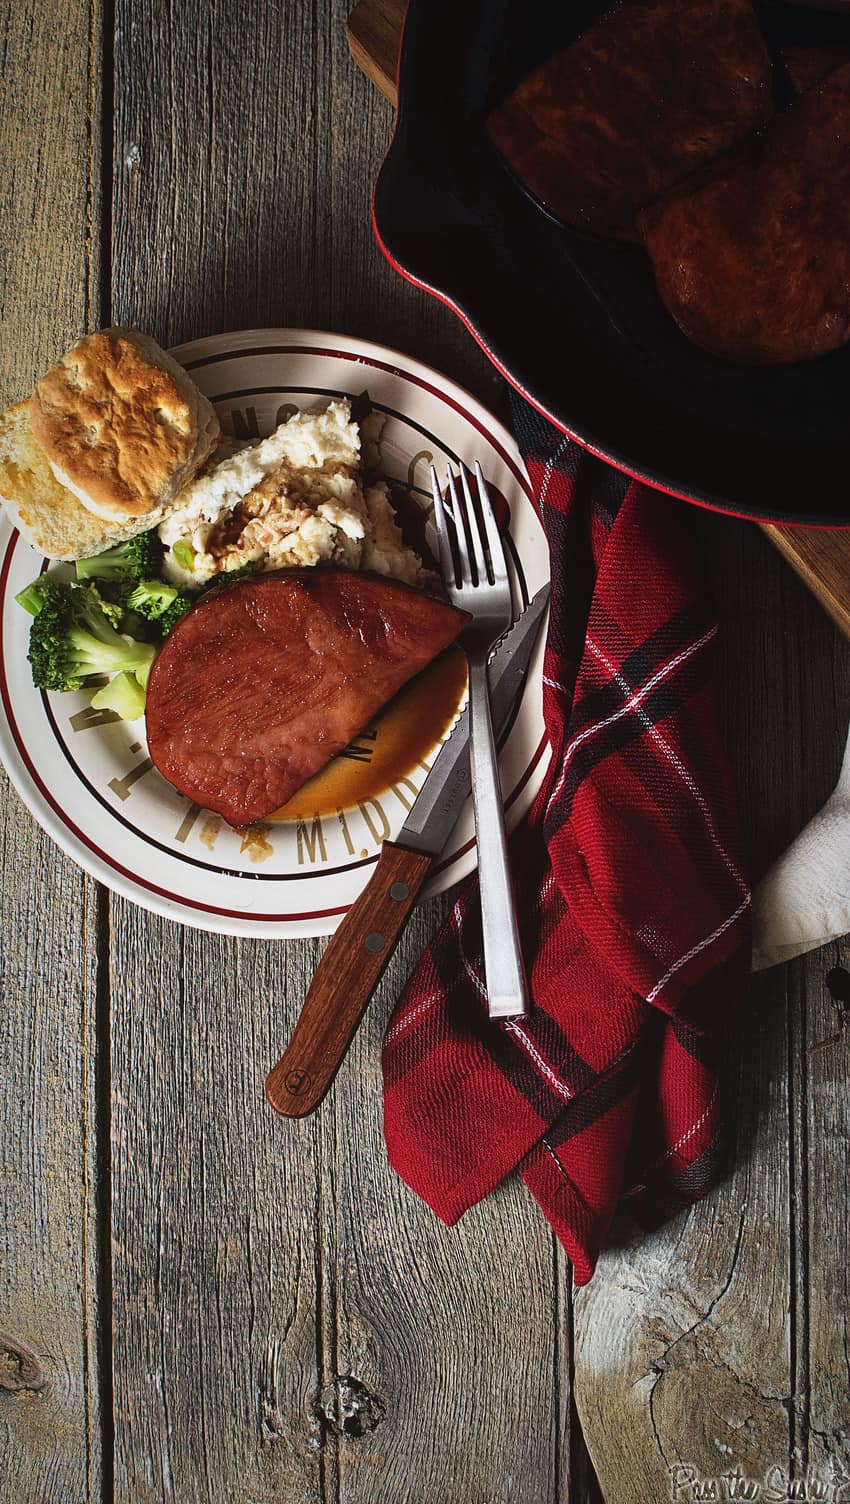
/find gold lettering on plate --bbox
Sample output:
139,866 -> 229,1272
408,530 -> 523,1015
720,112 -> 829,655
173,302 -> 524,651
108,759 -> 154,802
337,808 -> 354,856
69,705 -> 120,731
230,405 -> 260,439
174,803 -> 201,843
297,815 -> 328,866
275,402 -> 299,426
390,775 -> 421,812
359,798 -> 390,845
340,727 -> 378,764
236,825 -> 274,864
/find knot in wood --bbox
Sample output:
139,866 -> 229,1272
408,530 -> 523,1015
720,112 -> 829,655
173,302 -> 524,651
825,965 -> 850,1011
316,1375 -> 384,1437
0,1331 -> 46,1393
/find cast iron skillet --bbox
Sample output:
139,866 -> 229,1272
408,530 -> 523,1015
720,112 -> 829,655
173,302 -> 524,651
373,0 -> 850,523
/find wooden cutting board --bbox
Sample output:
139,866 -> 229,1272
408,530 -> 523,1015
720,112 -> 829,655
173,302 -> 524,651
346,0 -> 850,639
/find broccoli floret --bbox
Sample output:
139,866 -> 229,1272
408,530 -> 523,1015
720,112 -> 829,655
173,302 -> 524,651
96,592 -> 126,629
16,574 -> 64,617
90,670 -> 147,721
75,531 -> 163,590
126,578 -> 181,616
27,581 -> 156,692
218,561 -> 255,584
158,595 -> 192,634
18,572 -> 123,630
126,578 -> 192,635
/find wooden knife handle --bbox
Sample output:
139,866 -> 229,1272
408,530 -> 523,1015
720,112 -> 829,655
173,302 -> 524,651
265,841 -> 433,1118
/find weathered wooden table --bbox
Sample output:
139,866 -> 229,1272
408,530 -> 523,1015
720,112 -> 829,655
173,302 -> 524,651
2,4 -> 848,1502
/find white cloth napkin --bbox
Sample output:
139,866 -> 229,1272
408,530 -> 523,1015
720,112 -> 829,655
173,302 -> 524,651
752,724 -> 850,970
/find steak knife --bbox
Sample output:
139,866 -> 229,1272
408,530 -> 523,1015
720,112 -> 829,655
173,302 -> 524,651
265,582 -> 550,1118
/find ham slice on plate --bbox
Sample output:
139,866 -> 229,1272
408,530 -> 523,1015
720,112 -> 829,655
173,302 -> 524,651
145,569 -> 469,826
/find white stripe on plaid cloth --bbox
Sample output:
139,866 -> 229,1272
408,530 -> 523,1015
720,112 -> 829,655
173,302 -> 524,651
587,638 -> 748,897
645,893 -> 751,1004
547,625 -> 718,810
504,1021 -> 575,1102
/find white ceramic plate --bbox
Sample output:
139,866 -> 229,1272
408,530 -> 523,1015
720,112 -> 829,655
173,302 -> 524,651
0,329 -> 550,937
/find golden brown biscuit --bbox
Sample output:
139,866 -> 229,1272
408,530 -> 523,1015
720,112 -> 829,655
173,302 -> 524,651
0,401 -> 179,560
28,328 -> 219,522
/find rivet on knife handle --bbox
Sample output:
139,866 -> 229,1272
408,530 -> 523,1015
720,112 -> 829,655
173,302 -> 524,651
265,841 -> 433,1118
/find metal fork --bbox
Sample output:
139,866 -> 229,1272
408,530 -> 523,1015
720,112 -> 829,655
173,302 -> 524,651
431,462 -> 527,1020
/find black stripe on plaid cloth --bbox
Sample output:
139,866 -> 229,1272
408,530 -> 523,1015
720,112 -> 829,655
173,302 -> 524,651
544,638 -> 716,827
541,1037 -> 648,1149
562,601 -> 714,742
382,396 -> 750,1284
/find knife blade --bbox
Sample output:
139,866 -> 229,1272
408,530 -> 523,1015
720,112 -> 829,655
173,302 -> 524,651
265,582 -> 550,1119
396,581 -> 550,856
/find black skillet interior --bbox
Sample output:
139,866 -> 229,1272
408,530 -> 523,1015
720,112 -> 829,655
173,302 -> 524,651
373,0 -> 850,523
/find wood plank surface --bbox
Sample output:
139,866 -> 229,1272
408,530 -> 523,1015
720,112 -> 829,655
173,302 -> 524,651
346,0 -> 400,103
3,0 -> 850,1500
106,2 -> 568,1501
762,522 -> 850,641
0,2 -> 105,1500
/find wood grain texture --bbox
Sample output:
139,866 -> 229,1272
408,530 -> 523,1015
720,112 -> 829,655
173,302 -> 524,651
106,1 -> 563,1501
109,916 -> 328,1504
0,1 -> 104,1498
3,0 -> 849,1499
762,523 -> 850,642
346,0 -> 401,104
324,899 -> 580,1504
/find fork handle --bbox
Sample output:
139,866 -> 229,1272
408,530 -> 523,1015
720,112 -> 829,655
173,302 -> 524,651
468,653 -> 528,1019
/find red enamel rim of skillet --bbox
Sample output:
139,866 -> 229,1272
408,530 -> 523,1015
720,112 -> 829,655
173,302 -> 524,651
370,2 -> 850,532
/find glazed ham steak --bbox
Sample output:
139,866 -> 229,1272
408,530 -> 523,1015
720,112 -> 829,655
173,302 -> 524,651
486,0 -> 773,238
145,570 -> 469,825
638,63 -> 850,365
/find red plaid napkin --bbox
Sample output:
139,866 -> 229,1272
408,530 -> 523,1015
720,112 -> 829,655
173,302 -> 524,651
382,395 -> 751,1285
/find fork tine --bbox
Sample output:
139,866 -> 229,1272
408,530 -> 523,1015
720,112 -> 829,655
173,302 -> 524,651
474,461 -> 509,583
446,466 -> 475,586
430,465 -> 457,588
460,463 -> 490,585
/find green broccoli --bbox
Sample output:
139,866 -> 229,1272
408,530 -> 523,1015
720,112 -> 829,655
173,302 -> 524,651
95,592 -> 126,630
74,531 -> 162,591
217,561 -> 255,584
90,670 -> 147,721
17,571 -> 123,629
15,574 -> 64,617
158,594 -> 192,634
27,581 -> 156,692
126,578 -> 192,634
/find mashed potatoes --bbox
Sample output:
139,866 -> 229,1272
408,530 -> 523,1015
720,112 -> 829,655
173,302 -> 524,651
158,400 -> 425,588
